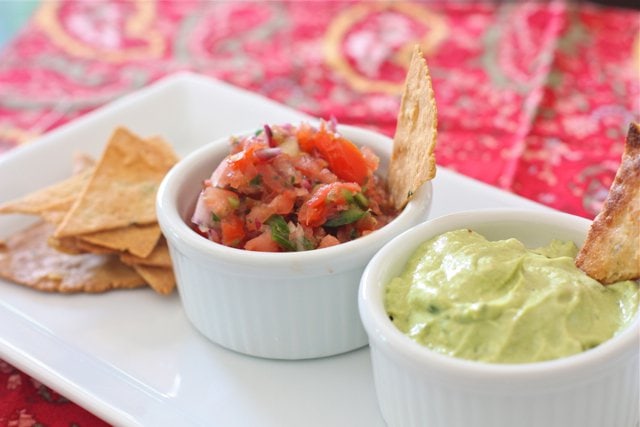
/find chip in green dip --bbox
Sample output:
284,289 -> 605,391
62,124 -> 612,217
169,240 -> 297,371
384,229 -> 639,364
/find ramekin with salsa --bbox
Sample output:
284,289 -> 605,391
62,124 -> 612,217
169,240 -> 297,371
191,120 -> 399,251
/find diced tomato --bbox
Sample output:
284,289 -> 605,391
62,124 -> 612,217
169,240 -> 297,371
211,139 -> 268,189
296,123 -> 316,152
360,146 -> 380,172
244,229 -> 280,252
298,182 -> 361,227
292,154 -> 337,184
210,157 -> 257,190
296,126 -> 370,185
354,212 -> 378,233
202,187 -> 240,219
255,163 -> 287,194
318,234 -> 340,249
317,135 -> 369,185
246,190 -> 296,232
221,215 -> 245,247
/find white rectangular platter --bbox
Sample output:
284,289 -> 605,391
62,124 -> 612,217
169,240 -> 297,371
0,73 -> 549,426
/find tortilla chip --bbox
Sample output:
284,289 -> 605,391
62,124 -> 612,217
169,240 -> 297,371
75,239 -> 118,255
575,122 -> 640,284
40,207 -> 72,225
78,223 -> 162,258
47,235 -> 85,255
72,152 -> 96,175
0,222 -> 146,293
120,238 -> 172,268
54,128 -> 178,237
0,169 -> 92,217
132,264 -> 175,295
388,45 -> 438,210
48,234 -> 119,256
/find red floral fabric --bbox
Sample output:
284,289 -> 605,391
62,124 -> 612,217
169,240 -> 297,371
0,361 -> 109,427
0,1 -> 638,425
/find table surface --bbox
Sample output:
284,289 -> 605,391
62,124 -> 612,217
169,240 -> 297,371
0,1 -> 638,426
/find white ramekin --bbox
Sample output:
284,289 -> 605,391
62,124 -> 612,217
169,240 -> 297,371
359,209 -> 639,427
157,124 -> 432,359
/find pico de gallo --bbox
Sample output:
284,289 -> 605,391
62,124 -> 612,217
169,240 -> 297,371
191,120 -> 399,252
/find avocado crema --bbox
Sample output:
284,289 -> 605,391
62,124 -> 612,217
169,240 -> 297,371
384,229 -> 639,364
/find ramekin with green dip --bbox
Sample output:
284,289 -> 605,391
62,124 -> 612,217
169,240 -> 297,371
359,209 -> 639,427
385,228 -> 638,364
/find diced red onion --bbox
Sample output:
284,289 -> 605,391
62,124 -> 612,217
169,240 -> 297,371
264,124 -> 275,147
191,192 -> 214,227
207,228 -> 221,243
255,147 -> 282,160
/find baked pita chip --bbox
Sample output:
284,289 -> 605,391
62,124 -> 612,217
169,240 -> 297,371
388,45 -> 438,210
72,152 -> 97,175
55,128 -> 178,237
78,223 -> 162,258
48,234 -> 120,256
0,154 -> 94,217
47,235 -> 86,255
0,169 -> 92,216
576,122 -> 640,284
0,222 -> 146,293
40,207 -> 72,225
120,238 -> 172,268
132,264 -> 175,295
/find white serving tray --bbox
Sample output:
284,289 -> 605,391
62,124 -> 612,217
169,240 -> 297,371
0,73 -> 549,426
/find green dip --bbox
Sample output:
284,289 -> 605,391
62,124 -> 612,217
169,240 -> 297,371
384,229 -> 639,364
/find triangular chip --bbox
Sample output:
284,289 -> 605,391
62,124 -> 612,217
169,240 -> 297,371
72,152 -> 97,175
132,264 -> 175,295
78,223 -> 162,258
120,237 -> 172,268
40,206 -> 72,225
0,222 -> 146,293
0,169 -> 92,216
0,154 -> 94,218
54,128 -> 178,237
576,122 -> 640,284
47,235 -> 86,255
47,235 -> 118,256
388,45 -> 438,210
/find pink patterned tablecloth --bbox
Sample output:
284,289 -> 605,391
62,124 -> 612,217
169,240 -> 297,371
0,1 -> 638,425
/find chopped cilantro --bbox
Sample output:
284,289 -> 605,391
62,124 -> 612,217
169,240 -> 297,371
267,215 -> 296,251
354,193 -> 369,208
250,174 -> 263,186
324,206 -> 366,227
227,196 -> 240,208
349,228 -> 358,239
302,237 -> 315,250
342,189 -> 354,203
